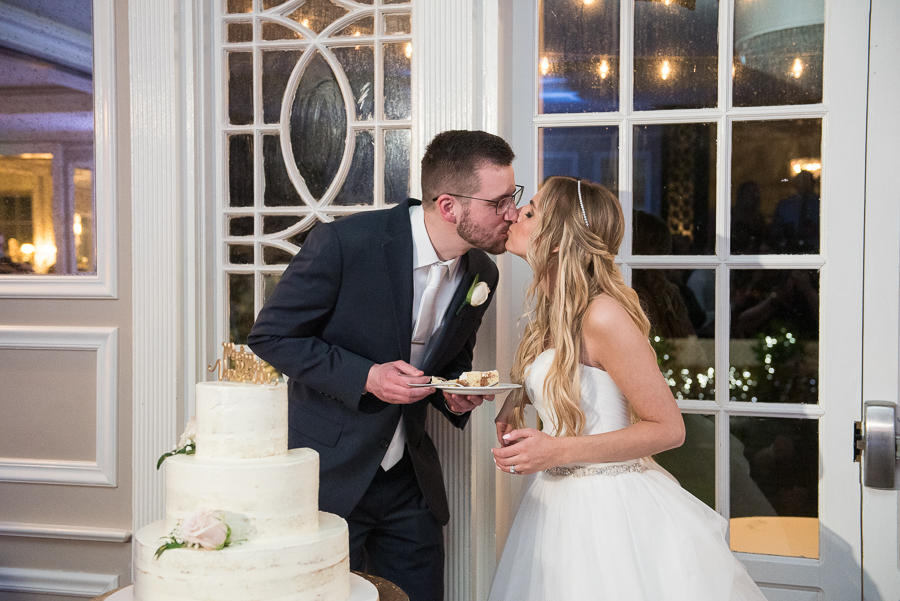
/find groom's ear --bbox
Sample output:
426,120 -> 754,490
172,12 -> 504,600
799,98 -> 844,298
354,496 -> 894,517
435,195 -> 459,224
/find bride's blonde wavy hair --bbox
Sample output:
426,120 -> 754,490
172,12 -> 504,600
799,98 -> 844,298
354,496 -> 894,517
509,176 -> 651,436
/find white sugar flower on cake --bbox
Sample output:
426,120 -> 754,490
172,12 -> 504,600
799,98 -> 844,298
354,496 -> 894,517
157,416 -> 198,469
155,509 -> 235,559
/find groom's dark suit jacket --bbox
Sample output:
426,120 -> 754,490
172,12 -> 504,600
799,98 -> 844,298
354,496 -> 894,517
248,199 -> 498,525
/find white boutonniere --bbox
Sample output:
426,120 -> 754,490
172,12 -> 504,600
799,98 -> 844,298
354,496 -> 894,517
456,275 -> 491,315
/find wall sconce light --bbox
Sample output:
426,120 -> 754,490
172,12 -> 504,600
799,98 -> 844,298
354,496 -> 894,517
661,60 -> 672,80
405,42 -> 412,59
540,56 -> 550,75
792,58 -> 803,78
598,59 -> 609,79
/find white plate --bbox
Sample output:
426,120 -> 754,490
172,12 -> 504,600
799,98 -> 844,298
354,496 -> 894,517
408,382 -> 521,395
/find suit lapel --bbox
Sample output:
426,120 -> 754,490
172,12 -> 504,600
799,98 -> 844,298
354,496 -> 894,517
381,202 -> 415,362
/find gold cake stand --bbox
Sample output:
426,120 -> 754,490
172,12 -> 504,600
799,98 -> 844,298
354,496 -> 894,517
94,572 -> 407,601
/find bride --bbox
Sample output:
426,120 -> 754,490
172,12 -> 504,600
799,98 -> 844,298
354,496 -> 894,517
489,176 -> 767,600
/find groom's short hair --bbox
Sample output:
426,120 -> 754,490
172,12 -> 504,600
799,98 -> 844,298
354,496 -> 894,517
421,130 -> 515,209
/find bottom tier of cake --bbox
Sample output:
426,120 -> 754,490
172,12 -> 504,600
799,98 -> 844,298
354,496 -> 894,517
133,511 -> 357,601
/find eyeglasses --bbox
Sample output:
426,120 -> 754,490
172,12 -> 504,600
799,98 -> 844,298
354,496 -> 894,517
436,185 -> 525,216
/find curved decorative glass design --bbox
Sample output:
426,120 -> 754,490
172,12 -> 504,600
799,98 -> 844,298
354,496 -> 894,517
220,1 -> 412,344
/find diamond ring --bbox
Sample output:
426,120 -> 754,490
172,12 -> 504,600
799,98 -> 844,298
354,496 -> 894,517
510,465 -> 516,474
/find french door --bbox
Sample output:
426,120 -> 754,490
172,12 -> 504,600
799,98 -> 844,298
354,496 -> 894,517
501,1 -> 872,598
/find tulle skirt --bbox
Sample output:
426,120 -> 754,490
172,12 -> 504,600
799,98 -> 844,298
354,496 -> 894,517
488,463 -> 768,601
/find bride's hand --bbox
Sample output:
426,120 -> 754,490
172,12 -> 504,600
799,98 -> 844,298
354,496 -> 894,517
494,397 -> 517,445
491,428 -> 560,475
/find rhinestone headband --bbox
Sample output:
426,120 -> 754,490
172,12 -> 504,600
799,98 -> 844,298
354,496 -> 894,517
577,180 -> 589,227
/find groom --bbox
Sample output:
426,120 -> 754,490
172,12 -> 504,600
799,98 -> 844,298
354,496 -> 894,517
248,130 -> 519,600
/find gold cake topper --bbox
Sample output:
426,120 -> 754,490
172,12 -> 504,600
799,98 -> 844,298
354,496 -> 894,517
208,342 -> 279,385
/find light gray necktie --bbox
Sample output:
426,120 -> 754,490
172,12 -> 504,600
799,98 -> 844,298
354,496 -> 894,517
411,262 -> 446,348
381,262 -> 447,471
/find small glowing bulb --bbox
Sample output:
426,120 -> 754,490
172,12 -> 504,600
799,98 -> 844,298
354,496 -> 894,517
352,31 -> 360,37
540,56 -> 550,75
793,163 -> 803,174
301,18 -> 309,28
20,243 -> 35,254
792,58 -> 803,78
664,0 -> 671,5
661,60 -> 671,80
583,0 -> 595,4
405,42 -> 412,59
73,213 -> 82,236
599,59 -> 609,79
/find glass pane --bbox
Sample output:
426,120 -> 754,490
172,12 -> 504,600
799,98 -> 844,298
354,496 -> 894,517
228,273 -> 255,344
0,3 -> 96,277
332,46 -> 375,121
538,126 -> 619,196
384,13 -> 410,35
227,21 -> 253,43
263,245 -> 294,265
539,0 -> 619,114
655,413 -> 716,509
635,268 -> 714,399
382,0 -> 408,4
263,0 -> 291,9
262,215 -> 302,235
333,16 -> 374,37
731,119 -> 821,255
263,273 -> 282,303
226,0 -> 252,14
263,134 -> 304,207
289,52 -> 347,200
633,123 -> 716,256
286,0 -> 349,35
228,134 -> 254,208
73,168 -> 94,273
729,416 -> 819,558
733,0 -> 824,107
229,244 -> 254,265
262,21 -> 303,41
228,216 -> 254,236
729,269 -> 819,404
384,129 -> 411,205
228,51 -> 253,125
633,0 -> 719,111
263,50 -> 302,124
384,42 -> 411,120
334,131 -> 374,206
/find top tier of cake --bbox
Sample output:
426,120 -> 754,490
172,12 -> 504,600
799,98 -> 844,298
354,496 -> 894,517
195,381 -> 288,459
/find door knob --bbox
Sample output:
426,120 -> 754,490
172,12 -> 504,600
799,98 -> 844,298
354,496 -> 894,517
855,401 -> 900,489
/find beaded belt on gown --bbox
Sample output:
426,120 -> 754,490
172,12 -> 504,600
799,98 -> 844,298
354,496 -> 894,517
545,463 -> 648,478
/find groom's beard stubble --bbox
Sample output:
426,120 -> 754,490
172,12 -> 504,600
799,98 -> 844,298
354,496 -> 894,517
457,203 -> 509,255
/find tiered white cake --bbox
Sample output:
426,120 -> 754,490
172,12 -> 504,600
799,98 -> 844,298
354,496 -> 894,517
133,381 -> 372,601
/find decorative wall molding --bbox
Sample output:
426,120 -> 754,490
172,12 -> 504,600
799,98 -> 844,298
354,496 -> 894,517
129,0 -> 182,532
0,326 -> 117,486
0,521 -> 131,543
0,0 -> 118,299
0,567 -> 119,598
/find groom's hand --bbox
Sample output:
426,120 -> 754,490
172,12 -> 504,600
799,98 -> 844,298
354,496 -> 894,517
443,391 -> 495,414
365,361 -> 434,404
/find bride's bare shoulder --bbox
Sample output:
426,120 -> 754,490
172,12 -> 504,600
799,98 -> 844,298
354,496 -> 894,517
584,294 -> 643,340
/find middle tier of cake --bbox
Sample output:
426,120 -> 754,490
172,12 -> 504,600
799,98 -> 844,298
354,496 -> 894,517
165,447 -> 318,541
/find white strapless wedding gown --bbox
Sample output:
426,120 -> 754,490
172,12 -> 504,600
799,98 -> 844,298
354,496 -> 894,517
488,349 -> 768,601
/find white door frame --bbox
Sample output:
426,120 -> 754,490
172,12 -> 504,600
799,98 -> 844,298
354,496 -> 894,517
861,0 -> 900,597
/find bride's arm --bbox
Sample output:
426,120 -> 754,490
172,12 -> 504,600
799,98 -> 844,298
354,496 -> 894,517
556,296 -> 685,464
491,296 -> 684,474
